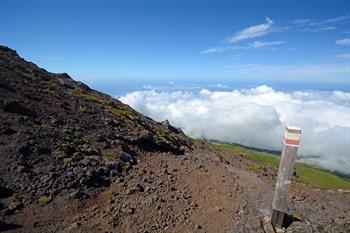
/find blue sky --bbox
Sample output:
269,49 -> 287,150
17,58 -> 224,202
1,0 -> 350,91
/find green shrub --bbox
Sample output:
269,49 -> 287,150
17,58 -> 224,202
70,88 -> 112,106
63,157 -> 72,164
110,108 -> 134,118
39,195 -> 52,206
52,149 -> 64,159
104,153 -> 117,161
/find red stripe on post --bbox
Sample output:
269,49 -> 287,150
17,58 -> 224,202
284,139 -> 299,145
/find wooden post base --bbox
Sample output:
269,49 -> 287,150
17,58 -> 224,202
271,209 -> 286,228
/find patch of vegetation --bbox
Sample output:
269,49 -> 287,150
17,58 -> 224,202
79,159 -> 89,166
155,130 -> 164,140
72,152 -> 82,158
42,77 -> 60,88
292,212 -> 303,221
110,108 -> 135,118
193,139 -> 212,150
214,142 -> 350,190
295,164 -> 350,190
53,146 -> 79,162
71,86 -> 139,121
103,145 -> 123,161
155,128 -> 177,144
249,164 -> 261,173
61,144 -> 75,156
78,106 -> 86,113
63,157 -> 72,164
104,153 -> 118,161
69,88 -> 113,106
154,123 -> 182,143
38,195 -> 52,206
114,139 -> 122,147
20,72 -> 36,81
52,149 -> 65,159
213,142 -> 279,167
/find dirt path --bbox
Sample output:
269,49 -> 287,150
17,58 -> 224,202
5,148 -> 350,233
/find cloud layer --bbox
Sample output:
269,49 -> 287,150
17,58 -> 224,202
120,86 -> 350,175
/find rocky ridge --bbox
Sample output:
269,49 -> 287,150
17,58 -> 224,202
0,45 -> 192,212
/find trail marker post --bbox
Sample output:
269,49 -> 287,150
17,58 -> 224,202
271,126 -> 301,228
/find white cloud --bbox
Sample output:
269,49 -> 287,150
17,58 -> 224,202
248,40 -> 284,48
201,17 -> 285,54
292,15 -> 350,32
322,15 -> 350,24
200,45 -> 244,54
201,40 -> 284,54
225,17 -> 274,43
336,38 -> 350,46
292,19 -> 312,25
120,86 -> 350,175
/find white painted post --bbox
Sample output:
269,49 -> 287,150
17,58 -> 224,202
271,126 -> 301,228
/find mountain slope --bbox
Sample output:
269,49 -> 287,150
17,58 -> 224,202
0,45 -> 192,205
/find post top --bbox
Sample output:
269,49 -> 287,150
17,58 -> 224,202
286,126 -> 301,134
284,126 -> 301,147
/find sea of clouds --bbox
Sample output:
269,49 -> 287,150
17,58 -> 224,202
120,85 -> 350,175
